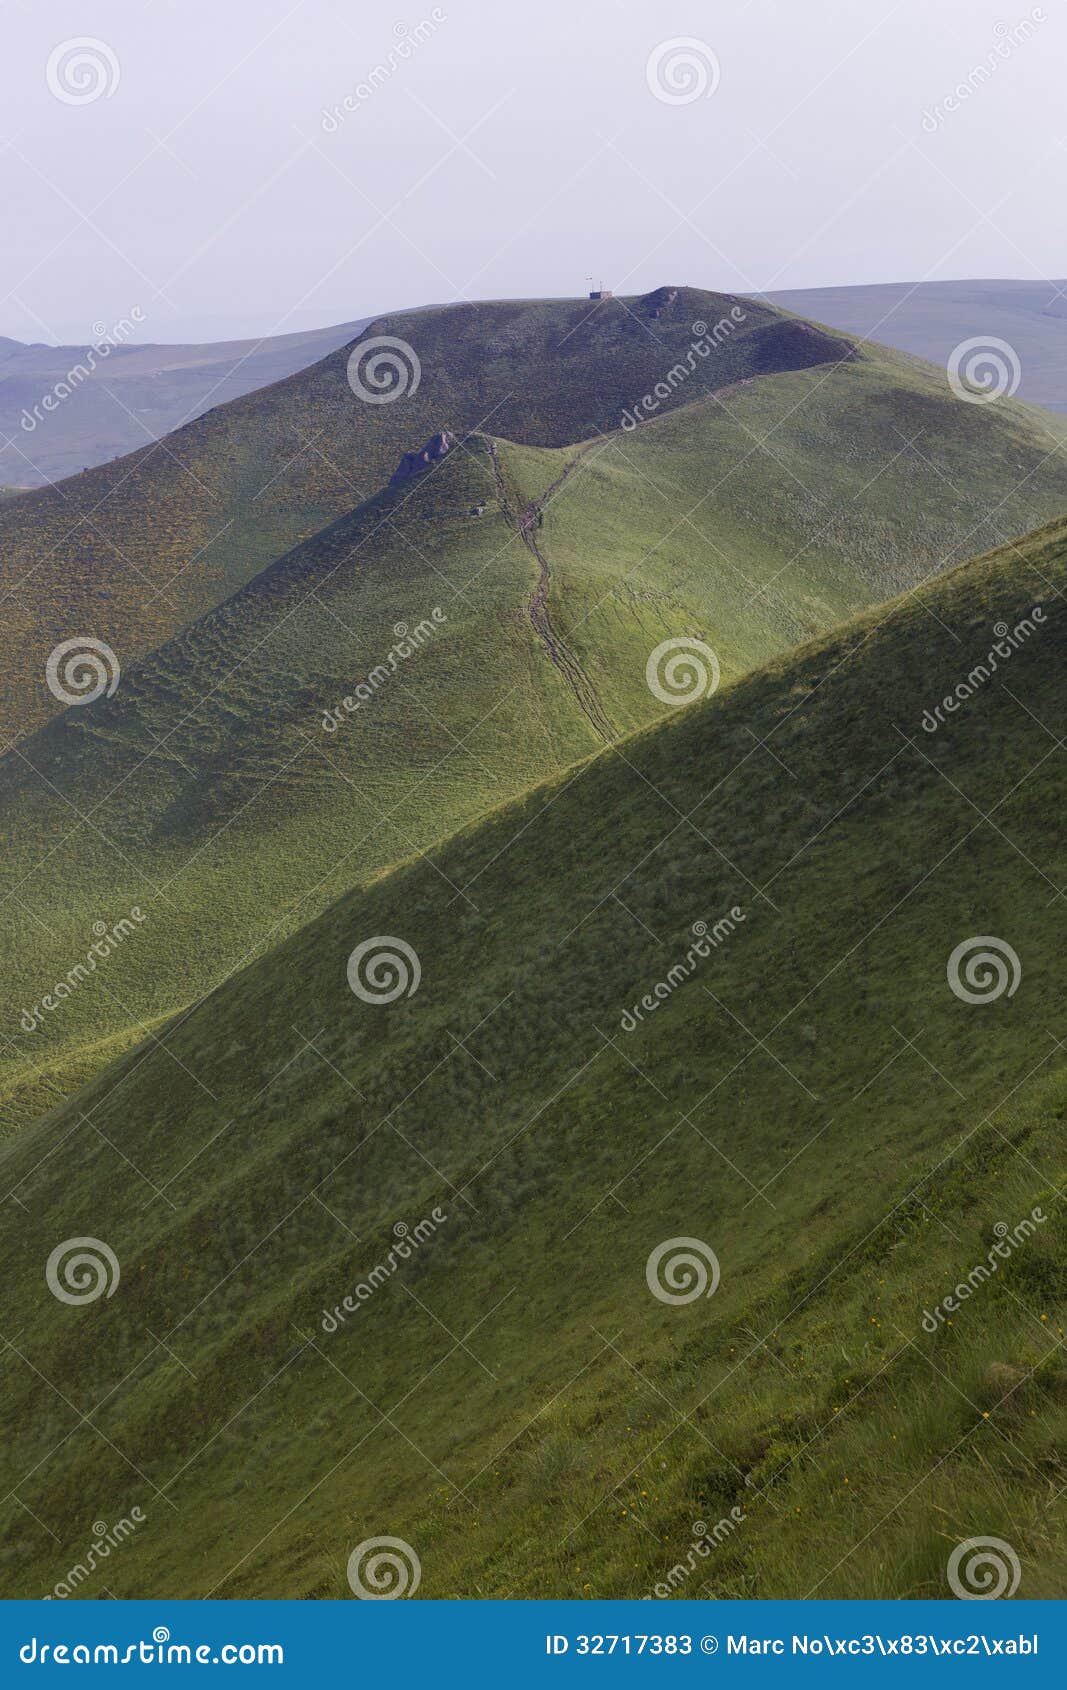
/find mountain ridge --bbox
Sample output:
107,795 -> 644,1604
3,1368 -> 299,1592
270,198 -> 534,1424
0,285 -> 849,746
1,510 -> 1063,1597
5,335 -> 1067,1132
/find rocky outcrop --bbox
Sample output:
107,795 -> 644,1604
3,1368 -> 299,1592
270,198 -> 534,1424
390,430 -> 456,484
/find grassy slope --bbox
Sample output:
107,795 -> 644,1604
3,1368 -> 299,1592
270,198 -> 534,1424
534,351 -> 1067,725
0,517 -> 1063,1599
5,345 -> 1067,1132
0,286 -> 830,745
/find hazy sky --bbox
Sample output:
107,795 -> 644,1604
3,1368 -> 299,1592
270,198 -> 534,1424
2,0 -> 1064,343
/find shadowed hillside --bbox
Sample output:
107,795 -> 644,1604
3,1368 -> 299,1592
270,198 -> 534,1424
0,515 -> 1063,1599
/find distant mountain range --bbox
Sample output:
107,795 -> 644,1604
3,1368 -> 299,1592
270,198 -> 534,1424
0,318 -> 370,487
768,279 -> 1067,413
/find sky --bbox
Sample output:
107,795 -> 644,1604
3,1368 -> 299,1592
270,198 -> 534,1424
1,0 -> 1064,344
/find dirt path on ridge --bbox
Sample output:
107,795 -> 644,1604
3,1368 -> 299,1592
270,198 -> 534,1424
488,440 -> 615,743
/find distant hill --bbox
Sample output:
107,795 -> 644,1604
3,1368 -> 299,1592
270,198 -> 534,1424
0,513 -> 1062,1598
0,317 -> 372,488
767,279 -> 1067,414
0,286 -> 852,747
5,285 -> 1067,759
4,328 -> 1067,1131
10,280 -> 1067,496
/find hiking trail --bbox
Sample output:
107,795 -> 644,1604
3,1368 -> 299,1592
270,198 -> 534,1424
488,440 -> 615,743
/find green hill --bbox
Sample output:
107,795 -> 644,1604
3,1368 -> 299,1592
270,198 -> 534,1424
0,515 -> 1063,1599
4,283 -> 1067,752
5,335 -> 1067,1134
0,287 -> 839,745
